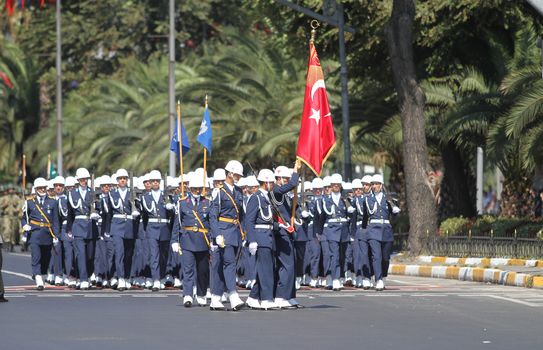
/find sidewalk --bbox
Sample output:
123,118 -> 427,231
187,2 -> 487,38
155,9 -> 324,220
389,255 -> 543,289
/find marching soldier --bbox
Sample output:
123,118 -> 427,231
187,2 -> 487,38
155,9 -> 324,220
49,176 -> 66,286
140,170 -> 174,292
352,175 -> 374,289
319,174 -> 355,291
171,175 -> 211,307
364,174 -> 400,291
245,169 -> 278,310
60,176 -> 77,287
209,160 -> 245,311
106,168 -> 138,291
306,177 -> 324,288
270,163 -> 300,308
21,177 -> 60,290
94,175 -> 115,288
67,168 -> 100,290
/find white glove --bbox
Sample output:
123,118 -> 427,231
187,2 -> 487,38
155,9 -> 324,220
392,206 -> 401,214
301,210 -> 310,218
248,242 -> 258,256
21,234 -> 27,243
90,212 -> 101,220
165,203 -> 174,210
216,235 -> 225,248
209,243 -> 218,252
349,237 -> 354,242
23,224 -> 32,232
104,233 -> 111,239
67,232 -> 74,239
171,242 -> 180,253
316,234 -> 322,241
347,206 -> 356,214
53,238 -> 59,245
131,210 -> 140,217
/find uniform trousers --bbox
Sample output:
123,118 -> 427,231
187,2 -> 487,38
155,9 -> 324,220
113,236 -> 134,279
209,247 -> 225,296
0,245 -> 4,295
61,237 -> 75,277
182,250 -> 209,297
73,238 -> 95,281
217,245 -> 238,294
327,240 -> 341,279
148,239 -> 170,280
249,247 -> 274,301
274,233 -> 295,300
307,239 -> 321,278
355,239 -> 373,278
29,243 -> 53,276
294,241 -> 307,278
368,240 -> 393,281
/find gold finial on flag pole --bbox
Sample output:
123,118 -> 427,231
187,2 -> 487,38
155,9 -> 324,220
310,20 -> 319,43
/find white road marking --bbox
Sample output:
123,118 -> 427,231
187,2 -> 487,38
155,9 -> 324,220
6,252 -> 31,258
485,295 -> 542,307
2,270 -> 33,280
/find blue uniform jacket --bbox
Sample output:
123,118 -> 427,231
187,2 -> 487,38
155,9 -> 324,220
57,195 -> 70,240
209,184 -> 244,247
352,195 -> 369,241
172,194 -> 210,252
321,194 -> 354,242
22,195 -> 60,245
364,191 -> 394,242
67,188 -> 97,239
294,206 -> 309,241
141,191 -> 173,241
245,190 -> 275,249
270,173 -> 299,237
107,189 -> 137,239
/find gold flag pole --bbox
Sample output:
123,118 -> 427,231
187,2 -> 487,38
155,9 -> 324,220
22,154 -> 26,191
203,94 -> 208,196
177,100 -> 185,199
46,154 -> 51,180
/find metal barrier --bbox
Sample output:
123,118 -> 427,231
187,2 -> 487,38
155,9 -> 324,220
393,233 -> 543,258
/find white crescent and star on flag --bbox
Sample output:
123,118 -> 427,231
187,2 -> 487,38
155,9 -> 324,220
308,79 -> 331,125
198,119 -> 208,136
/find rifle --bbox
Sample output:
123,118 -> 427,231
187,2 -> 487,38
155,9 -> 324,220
90,173 -> 96,215
130,172 -> 136,212
163,171 -> 170,204
268,191 -> 295,234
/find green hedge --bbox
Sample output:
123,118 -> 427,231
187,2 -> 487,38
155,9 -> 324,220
439,216 -> 543,238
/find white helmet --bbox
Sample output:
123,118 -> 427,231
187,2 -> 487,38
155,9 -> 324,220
116,168 -> 129,178
141,173 -> 150,183
245,175 -> 259,187
148,170 -> 161,181
34,177 -> 48,188
371,174 -> 384,184
330,173 -> 343,184
304,181 -> 313,191
47,180 -> 54,190
101,175 -> 114,186
323,176 -> 331,187
351,179 -> 363,189
257,169 -> 275,182
274,166 -> 292,178
361,175 -> 373,184
111,173 -> 118,183
189,176 -> 205,188
52,176 -> 65,185
181,173 -> 191,184
311,177 -> 324,189
342,181 -> 352,191
225,160 -> 244,176
75,168 -> 90,180
94,177 -> 101,188
65,176 -> 77,187
213,168 -> 226,181
237,177 -> 247,187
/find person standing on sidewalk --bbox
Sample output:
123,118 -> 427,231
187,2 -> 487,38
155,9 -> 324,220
0,233 -> 8,302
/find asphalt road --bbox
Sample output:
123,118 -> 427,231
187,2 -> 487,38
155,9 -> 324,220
1,250 -> 542,350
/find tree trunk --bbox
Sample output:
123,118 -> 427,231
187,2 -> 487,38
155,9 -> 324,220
39,80 -> 51,129
385,0 -> 438,255
439,142 -> 476,221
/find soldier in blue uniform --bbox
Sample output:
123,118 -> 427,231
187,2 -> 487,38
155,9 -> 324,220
270,163 -> 300,308
351,176 -> 373,288
60,176 -> 77,287
245,169 -> 278,310
319,174 -> 355,291
49,176 -> 66,286
67,168 -> 100,290
241,175 -> 258,289
294,184 -> 310,290
93,175 -> 115,288
106,168 -> 139,291
140,170 -> 174,292
21,177 -> 60,290
171,175 -> 211,307
209,160 -> 245,311
364,174 -> 400,291
306,177 -> 323,288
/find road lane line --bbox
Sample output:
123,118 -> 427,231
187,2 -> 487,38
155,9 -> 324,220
485,295 -> 542,307
2,270 -> 33,280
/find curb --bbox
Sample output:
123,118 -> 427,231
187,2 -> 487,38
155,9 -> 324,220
388,264 -> 542,289
417,256 -> 543,267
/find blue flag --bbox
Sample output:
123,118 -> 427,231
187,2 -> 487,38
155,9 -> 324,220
170,118 -> 191,158
196,107 -> 212,154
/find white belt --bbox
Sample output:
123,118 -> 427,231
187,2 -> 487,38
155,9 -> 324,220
62,220 -> 67,225
326,218 -> 348,223
356,221 -> 363,226
370,219 -> 390,224
148,218 -> 169,224
255,224 -> 273,230
113,214 -> 133,220
308,221 -> 314,226
75,215 -> 89,220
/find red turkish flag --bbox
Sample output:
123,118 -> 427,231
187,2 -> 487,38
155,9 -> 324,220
4,0 -> 15,16
0,71 -> 14,90
296,41 -> 336,176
